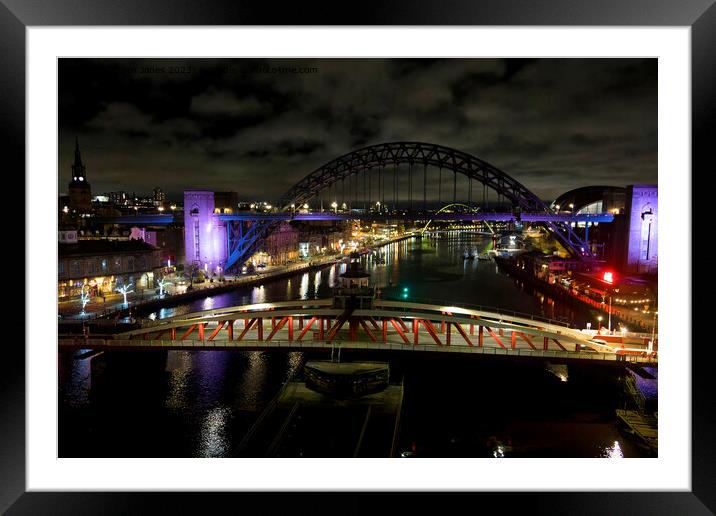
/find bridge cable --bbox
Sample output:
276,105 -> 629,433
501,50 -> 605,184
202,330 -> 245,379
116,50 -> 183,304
409,161 -> 413,211
393,162 -> 397,211
363,168 -> 367,212
423,161 -> 427,210
438,166 -> 442,203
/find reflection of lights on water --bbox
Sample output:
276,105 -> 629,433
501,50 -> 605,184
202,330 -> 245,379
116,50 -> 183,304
559,374 -> 568,382
251,285 -> 266,304
158,307 -> 174,319
232,352 -> 270,411
601,441 -> 623,458
314,271 -> 322,295
198,405 -> 230,457
493,445 -> 505,458
287,352 -> 304,377
66,353 -> 92,406
328,266 -> 336,287
164,351 -> 192,409
299,273 -> 309,299
148,312 -> 157,320
202,297 -> 215,310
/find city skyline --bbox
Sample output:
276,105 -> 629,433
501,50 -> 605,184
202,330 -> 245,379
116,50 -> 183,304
59,58 -> 657,202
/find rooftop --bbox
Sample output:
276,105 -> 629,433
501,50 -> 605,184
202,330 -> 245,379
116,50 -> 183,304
58,239 -> 157,257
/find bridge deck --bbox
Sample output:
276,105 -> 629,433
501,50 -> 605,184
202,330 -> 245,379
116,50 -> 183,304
59,300 -> 656,364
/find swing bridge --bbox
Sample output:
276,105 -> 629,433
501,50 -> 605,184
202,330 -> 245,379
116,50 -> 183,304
58,298 -> 657,364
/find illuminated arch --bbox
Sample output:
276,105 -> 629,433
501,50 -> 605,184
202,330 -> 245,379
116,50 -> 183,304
279,142 -> 590,257
226,142 -> 592,271
417,203 -> 493,235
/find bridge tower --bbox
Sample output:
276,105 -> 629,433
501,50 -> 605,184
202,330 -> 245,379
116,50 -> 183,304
183,190 -> 228,272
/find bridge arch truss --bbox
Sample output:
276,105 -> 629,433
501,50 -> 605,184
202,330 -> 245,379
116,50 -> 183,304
226,142 -> 592,270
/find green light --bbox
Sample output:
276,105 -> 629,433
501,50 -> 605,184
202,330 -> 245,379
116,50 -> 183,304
403,287 -> 409,292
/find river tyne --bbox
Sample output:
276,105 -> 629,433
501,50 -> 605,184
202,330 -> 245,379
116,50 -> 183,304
59,233 -> 651,458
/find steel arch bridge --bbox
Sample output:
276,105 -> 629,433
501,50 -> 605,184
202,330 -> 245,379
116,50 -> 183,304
225,142 -> 592,271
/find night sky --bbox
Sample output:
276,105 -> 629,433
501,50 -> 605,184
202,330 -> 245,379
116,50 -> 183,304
58,58 -> 657,203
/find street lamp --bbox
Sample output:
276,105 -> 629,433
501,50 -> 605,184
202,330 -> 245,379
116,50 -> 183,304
597,315 -> 603,332
608,296 -> 612,332
331,201 -> 338,213
569,203 -> 574,213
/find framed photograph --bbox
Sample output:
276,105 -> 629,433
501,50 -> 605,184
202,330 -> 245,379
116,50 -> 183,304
6,0 -> 711,513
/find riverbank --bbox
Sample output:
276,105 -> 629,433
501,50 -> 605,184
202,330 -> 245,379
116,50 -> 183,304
75,257 -> 340,321
494,256 -> 653,332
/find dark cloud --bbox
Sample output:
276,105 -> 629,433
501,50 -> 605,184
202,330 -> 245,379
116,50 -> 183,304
58,58 -> 657,202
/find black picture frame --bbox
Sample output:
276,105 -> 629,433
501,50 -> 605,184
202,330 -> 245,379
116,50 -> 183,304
4,1 -> 711,513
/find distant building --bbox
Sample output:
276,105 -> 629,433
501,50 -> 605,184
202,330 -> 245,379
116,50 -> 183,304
58,238 -> 163,299
67,138 -> 92,211
106,191 -> 130,206
264,222 -> 299,265
622,184 -> 657,274
152,187 -> 166,207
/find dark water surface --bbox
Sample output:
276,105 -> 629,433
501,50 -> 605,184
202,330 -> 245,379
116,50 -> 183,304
59,233 -> 650,457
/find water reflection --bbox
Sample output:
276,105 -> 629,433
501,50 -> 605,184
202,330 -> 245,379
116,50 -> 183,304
251,285 -> 266,304
164,351 -> 193,409
197,405 -> 230,457
299,273 -> 309,299
314,271 -> 322,296
62,354 -> 92,407
233,352 -> 270,411
600,441 -> 624,458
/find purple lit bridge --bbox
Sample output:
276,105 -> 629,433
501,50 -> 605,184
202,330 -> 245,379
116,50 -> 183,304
58,299 -> 656,364
100,211 -> 614,224
107,142 -> 618,272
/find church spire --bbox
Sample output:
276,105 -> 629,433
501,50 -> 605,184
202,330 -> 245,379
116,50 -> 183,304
71,137 -> 87,182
